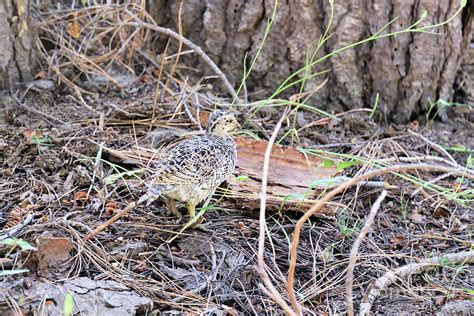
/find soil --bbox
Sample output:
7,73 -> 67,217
0,80 -> 472,315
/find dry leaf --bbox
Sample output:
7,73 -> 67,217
23,129 -> 38,140
409,120 -> 419,130
25,236 -> 74,277
433,206 -> 450,218
389,234 -> 405,248
4,207 -> 24,228
105,201 -> 119,216
73,191 -> 88,205
66,13 -> 81,39
408,211 -> 424,224
34,70 -> 46,80
137,74 -> 153,84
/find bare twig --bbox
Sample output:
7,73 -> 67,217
124,10 -> 241,106
166,2 -> 183,87
408,130 -> 458,166
256,107 -> 296,315
84,202 -> 136,241
410,172 -> 453,197
0,214 -> 34,240
35,41 -> 100,116
151,38 -> 171,130
286,163 -> 474,311
359,250 -> 474,315
346,189 -> 388,316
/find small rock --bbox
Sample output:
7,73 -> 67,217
32,80 -> 55,91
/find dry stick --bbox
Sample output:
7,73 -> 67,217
359,250 -> 474,316
151,38 -> 171,132
0,214 -> 34,240
286,163 -> 474,312
124,12 -> 241,106
36,41 -> 100,116
345,189 -> 388,316
165,1 -> 183,87
84,202 -> 136,241
257,107 -> 296,316
408,130 -> 458,166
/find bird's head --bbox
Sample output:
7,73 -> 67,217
206,110 -> 240,136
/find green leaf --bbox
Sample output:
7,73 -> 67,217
104,168 -> 146,184
0,238 -> 37,251
30,136 -> 52,147
235,175 -> 249,182
309,176 -> 348,189
465,288 -> 474,295
0,269 -> 30,276
279,192 -> 306,210
369,92 -> 380,119
198,205 -> 220,212
420,10 -> 428,20
64,293 -> 74,316
322,159 -> 336,168
283,193 -> 306,202
436,98 -> 452,108
444,145 -> 472,154
336,160 -> 360,172
460,0 -> 467,8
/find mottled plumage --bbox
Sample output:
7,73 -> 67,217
139,110 -> 239,226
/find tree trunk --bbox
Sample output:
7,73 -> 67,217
149,0 -> 472,124
0,0 -> 34,91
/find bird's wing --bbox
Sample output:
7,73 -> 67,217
151,137 -> 227,186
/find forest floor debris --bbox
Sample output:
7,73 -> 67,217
1,2 -> 473,315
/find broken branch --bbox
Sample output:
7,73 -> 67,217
84,202 -> 136,241
346,189 -> 388,316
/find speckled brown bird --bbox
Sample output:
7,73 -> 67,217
139,110 -> 239,226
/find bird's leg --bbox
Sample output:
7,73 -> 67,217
166,198 -> 182,219
186,202 -> 203,228
187,202 -> 196,219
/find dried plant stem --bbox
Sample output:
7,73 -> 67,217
257,107 -> 296,316
124,11 -> 241,106
35,41 -> 100,116
286,163 -> 474,312
346,189 -> 388,316
0,214 -> 33,240
408,130 -> 457,166
359,250 -> 474,315
84,202 -> 136,241
151,38 -> 171,129
166,2 -> 183,87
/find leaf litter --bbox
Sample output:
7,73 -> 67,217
0,2 -> 473,315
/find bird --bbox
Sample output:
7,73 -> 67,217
138,110 -> 239,227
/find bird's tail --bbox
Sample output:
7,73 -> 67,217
138,184 -> 164,206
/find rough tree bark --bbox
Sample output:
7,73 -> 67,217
0,0 -> 34,91
149,0 -> 472,124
